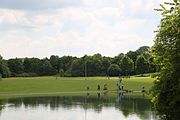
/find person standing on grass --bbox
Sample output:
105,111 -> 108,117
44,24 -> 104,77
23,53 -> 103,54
141,86 -> 145,93
97,84 -> 100,91
87,86 -> 89,91
121,85 -> 124,91
118,85 -> 121,91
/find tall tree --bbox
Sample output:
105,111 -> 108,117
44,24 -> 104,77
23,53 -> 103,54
151,1 -> 180,119
23,58 -> 41,75
59,56 -> 76,72
112,53 -> 124,66
101,57 -> 111,75
8,58 -> 24,76
120,56 -> 133,75
70,58 -> 84,77
50,55 -> 59,73
0,55 -> 10,78
136,46 -> 150,55
126,51 -> 138,74
40,59 -> 53,75
107,64 -> 121,76
136,55 -> 149,74
85,54 -> 103,76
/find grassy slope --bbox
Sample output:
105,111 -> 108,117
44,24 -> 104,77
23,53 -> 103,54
0,76 -> 155,94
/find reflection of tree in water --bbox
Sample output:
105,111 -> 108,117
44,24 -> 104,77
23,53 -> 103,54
115,94 -> 153,120
0,100 -> 5,115
0,93 -> 155,119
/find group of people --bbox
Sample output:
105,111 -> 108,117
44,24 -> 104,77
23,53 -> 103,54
97,83 -> 108,91
86,76 -> 146,93
87,83 -> 108,91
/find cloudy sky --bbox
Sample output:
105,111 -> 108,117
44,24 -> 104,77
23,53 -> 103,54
0,0 -> 167,59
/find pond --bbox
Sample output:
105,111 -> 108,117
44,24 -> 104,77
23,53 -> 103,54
0,93 -> 158,120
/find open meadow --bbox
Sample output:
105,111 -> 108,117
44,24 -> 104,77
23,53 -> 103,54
0,76 -> 155,97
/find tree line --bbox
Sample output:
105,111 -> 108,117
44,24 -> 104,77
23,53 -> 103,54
0,46 -> 158,78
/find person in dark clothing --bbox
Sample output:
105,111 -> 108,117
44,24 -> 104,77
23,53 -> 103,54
87,86 -> 89,91
118,85 -> 121,91
97,84 -> 100,91
141,86 -> 145,93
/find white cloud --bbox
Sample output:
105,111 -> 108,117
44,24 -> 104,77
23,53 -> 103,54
0,0 -> 165,59
0,8 -> 29,25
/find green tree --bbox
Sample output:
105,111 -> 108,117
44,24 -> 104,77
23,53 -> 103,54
59,56 -> 76,72
59,69 -> 64,77
136,46 -> 150,55
107,64 -> 121,76
136,55 -> 149,74
8,58 -> 24,76
23,58 -> 41,75
0,56 -> 10,78
101,57 -> 111,75
151,1 -> 180,119
85,54 -> 103,76
120,56 -> 133,75
142,52 -> 157,73
70,58 -> 84,77
50,55 -> 59,73
112,53 -> 124,66
126,51 -> 138,74
40,59 -> 53,75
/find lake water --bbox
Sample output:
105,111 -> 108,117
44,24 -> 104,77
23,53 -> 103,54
0,93 -> 158,120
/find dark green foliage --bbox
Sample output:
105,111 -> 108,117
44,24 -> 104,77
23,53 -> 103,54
136,55 -> 149,74
0,56 -> 11,78
71,58 -> 85,77
59,56 -> 76,72
112,53 -> 124,66
151,1 -> 180,119
143,52 -> 158,73
23,58 -> 41,75
59,69 -> 64,77
50,55 -> 59,73
126,46 -> 150,74
136,46 -> 150,55
85,54 -> 103,76
126,51 -> 138,63
0,45 -> 157,77
107,64 -> 121,76
40,59 -> 54,75
120,56 -> 133,75
126,51 -> 138,73
101,57 -> 111,75
8,58 -> 24,76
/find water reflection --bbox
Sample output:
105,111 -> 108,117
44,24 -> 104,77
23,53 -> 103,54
0,93 -> 158,120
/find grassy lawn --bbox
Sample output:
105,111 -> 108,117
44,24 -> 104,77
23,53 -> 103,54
0,76 -> 155,95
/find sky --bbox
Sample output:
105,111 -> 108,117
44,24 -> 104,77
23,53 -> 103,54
0,0 -> 168,59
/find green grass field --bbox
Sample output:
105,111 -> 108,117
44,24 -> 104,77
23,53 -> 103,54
0,76 -> 155,96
